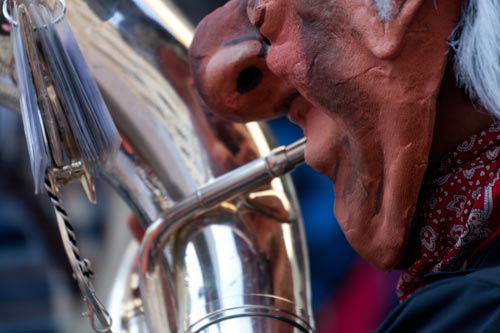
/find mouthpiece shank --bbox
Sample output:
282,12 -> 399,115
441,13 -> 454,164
195,137 -> 306,210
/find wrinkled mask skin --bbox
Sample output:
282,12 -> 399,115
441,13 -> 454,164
190,0 -> 463,269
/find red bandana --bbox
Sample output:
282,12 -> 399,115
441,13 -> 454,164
397,121 -> 500,301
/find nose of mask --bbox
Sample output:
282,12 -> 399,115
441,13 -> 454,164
189,0 -> 294,122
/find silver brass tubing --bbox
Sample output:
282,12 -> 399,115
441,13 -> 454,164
0,0 -> 314,331
139,138 -> 307,332
144,137 -> 306,248
196,137 -> 306,210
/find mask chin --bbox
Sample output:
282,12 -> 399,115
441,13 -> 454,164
300,97 -> 435,270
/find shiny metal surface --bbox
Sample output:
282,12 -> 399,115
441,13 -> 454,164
108,241 -> 149,333
68,0 -> 210,199
0,0 -> 315,332
139,139 -> 308,332
175,208 -> 312,333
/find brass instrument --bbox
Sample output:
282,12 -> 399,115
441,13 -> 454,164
0,0 -> 315,332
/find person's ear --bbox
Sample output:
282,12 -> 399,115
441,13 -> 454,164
356,0 -> 426,59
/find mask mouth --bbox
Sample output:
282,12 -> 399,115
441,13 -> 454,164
284,91 -> 300,110
286,93 -> 310,127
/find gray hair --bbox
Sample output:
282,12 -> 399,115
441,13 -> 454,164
376,0 -> 500,119
451,0 -> 500,119
374,0 -> 394,21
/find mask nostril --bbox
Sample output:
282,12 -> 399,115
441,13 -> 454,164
236,66 -> 263,94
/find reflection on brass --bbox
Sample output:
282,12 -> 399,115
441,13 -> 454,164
0,0 -> 315,332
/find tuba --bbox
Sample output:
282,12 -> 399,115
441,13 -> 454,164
0,0 -> 315,332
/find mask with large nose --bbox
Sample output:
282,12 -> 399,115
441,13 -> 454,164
189,0 -> 297,121
190,0 -> 463,269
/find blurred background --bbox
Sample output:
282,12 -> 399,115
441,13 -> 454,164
0,1 -> 398,332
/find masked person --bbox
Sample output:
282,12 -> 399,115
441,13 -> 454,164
189,0 -> 500,331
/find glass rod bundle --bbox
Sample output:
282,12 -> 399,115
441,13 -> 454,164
6,1 -> 120,331
9,0 -> 120,198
